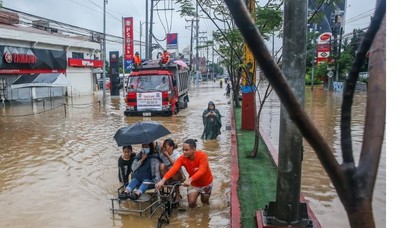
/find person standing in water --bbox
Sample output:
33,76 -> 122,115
201,101 -> 222,140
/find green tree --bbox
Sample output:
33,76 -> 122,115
176,0 -> 283,107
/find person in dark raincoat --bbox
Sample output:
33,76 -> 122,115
201,101 -> 222,140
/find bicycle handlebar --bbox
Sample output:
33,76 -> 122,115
142,181 -> 182,188
142,181 -> 181,199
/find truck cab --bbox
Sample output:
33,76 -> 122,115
124,62 -> 189,116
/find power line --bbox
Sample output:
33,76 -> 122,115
2,7 -> 146,46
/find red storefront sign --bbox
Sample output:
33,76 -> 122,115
0,45 -> 67,74
124,17 -> 134,60
68,58 -> 103,67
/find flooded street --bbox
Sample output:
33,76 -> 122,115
259,84 -> 386,228
0,81 -> 385,228
0,82 -> 231,227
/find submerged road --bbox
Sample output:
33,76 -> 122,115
0,81 -> 231,227
0,80 -> 385,227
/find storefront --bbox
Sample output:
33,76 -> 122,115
67,58 -> 103,96
0,28 -> 101,101
0,45 -> 68,100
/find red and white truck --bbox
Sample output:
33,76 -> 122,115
124,62 -> 190,116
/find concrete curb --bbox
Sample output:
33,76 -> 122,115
230,105 -> 241,228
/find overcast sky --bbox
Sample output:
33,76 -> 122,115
2,0 -> 382,57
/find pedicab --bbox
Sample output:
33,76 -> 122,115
111,121 -> 182,227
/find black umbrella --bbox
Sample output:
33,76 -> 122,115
113,121 -> 171,146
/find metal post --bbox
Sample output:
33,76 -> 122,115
272,31 -> 275,61
195,2 -> 199,73
149,0 -> 154,59
212,41 -> 214,80
145,0 -> 149,59
189,20 -> 194,72
102,0 -> 108,100
311,24 -> 317,91
140,21 -> 143,57
335,26 -> 343,82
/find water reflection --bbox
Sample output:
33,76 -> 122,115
0,81 -> 231,227
259,84 -> 386,228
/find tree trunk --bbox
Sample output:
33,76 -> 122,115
347,200 -> 375,228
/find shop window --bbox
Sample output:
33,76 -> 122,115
72,52 -> 84,59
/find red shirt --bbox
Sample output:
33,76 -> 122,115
164,150 -> 213,187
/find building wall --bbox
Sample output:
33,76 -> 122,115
0,24 -> 101,100
66,67 -> 93,96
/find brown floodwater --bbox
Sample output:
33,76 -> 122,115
0,81 -> 385,228
259,83 -> 386,228
0,82 -> 231,227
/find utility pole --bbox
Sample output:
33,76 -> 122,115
272,31 -> 275,61
140,21 -> 143,57
334,15 -> 343,82
102,0 -> 108,101
212,41 -> 215,80
311,24 -> 318,91
185,19 -> 195,72
149,0 -> 154,59
195,2 -> 199,73
145,0 -> 149,59
335,26 -> 343,82
264,0 -> 312,226
197,34 -> 207,80
148,0 -> 173,59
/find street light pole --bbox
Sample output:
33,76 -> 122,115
140,21 -> 145,57
102,0 -> 108,100
311,24 -> 317,91
145,0 -> 149,59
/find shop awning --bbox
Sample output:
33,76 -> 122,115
10,73 -> 71,89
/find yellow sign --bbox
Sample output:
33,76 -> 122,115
242,44 -> 256,86
242,0 -> 256,87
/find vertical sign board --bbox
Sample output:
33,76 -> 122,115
124,17 -> 134,60
124,60 -> 133,71
316,32 -> 331,64
166,33 -> 178,50
109,51 -> 120,96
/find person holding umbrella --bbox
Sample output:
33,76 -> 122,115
155,139 -> 213,208
119,142 -> 162,201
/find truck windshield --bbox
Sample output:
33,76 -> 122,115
127,75 -> 170,92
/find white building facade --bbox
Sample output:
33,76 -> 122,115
0,11 -> 102,101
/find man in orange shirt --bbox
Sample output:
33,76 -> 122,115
133,52 -> 142,68
159,50 -> 171,65
155,139 -> 213,208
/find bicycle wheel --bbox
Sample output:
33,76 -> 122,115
157,211 -> 169,228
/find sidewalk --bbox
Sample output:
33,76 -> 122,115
230,106 -> 321,228
230,106 -> 278,228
